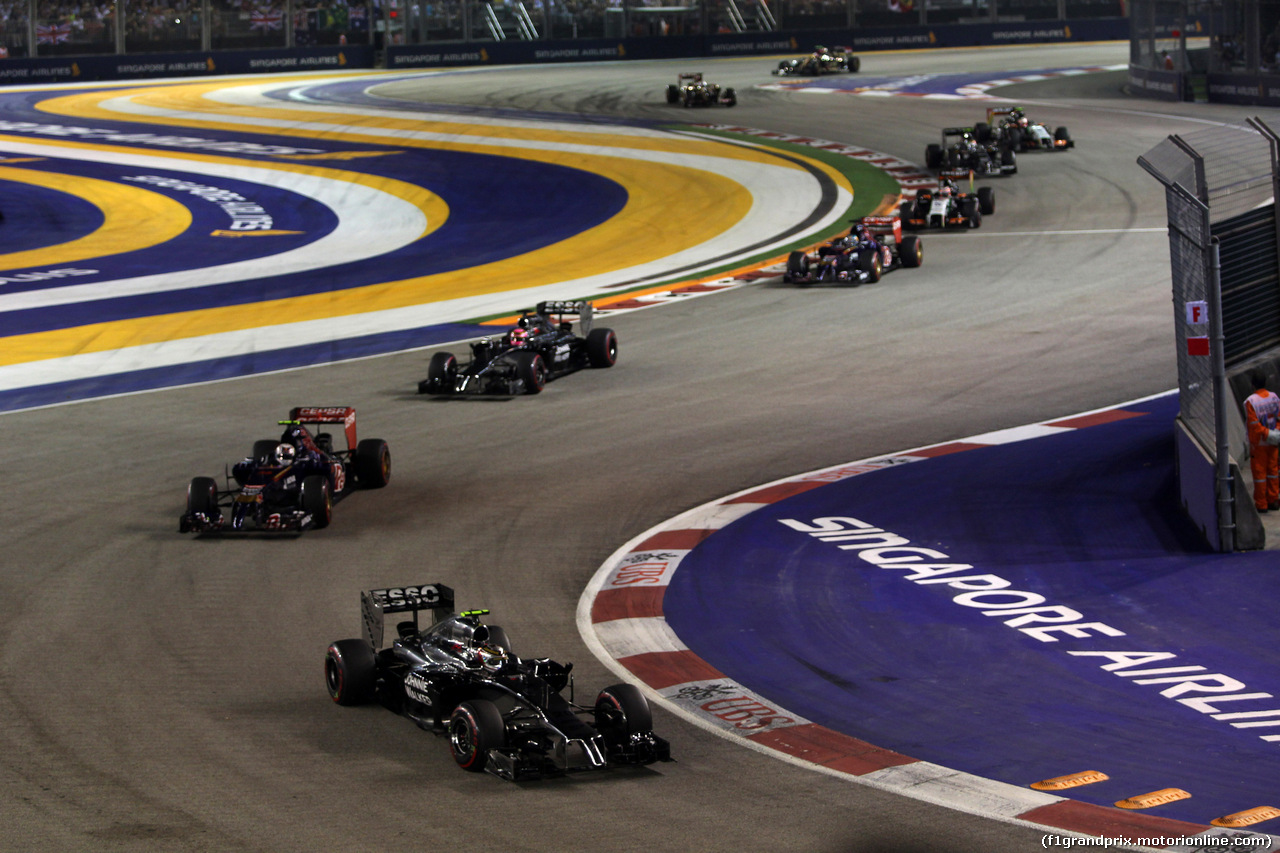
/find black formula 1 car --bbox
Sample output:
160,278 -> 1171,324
179,406 -> 390,533
418,301 -> 617,396
784,215 -> 922,286
773,45 -> 860,76
925,127 -> 1017,177
975,106 -> 1073,152
665,72 -> 736,107
899,178 -> 995,230
325,583 -> 672,780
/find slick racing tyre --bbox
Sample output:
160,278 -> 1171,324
586,328 -> 618,368
188,476 -> 218,518
300,474 -> 332,528
924,144 -> 943,170
325,639 -> 376,705
900,235 -> 923,267
786,250 -> 810,281
978,186 -> 996,215
721,87 -> 737,107
449,700 -> 505,772
425,352 -> 457,393
848,55 -> 860,72
859,251 -> 882,284
974,121 -> 991,143
1054,126 -> 1072,148
355,438 -> 391,488
594,683 -> 654,746
515,351 -> 548,394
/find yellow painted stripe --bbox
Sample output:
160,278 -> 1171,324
0,165 -> 192,270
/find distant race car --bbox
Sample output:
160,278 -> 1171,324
180,406 -> 390,533
784,215 -> 922,286
773,45 -> 860,76
665,72 -> 736,107
325,583 -> 672,780
418,301 -> 617,396
925,127 -> 1017,177
899,178 -> 995,230
975,106 -> 1073,152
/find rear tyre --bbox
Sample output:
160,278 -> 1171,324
594,683 -> 653,743
355,438 -> 391,488
900,235 -> 923,267
425,352 -> 457,394
585,328 -> 618,368
449,700 -> 505,772
188,476 -> 218,518
515,351 -> 548,394
974,121 -> 991,143
977,186 -> 996,215
325,639 -> 376,706
300,474 -> 332,528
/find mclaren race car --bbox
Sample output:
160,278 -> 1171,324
179,406 -> 390,533
784,215 -> 922,286
665,72 -> 737,107
975,106 -> 1073,152
325,583 -> 672,780
418,301 -> 617,396
773,45 -> 859,75
899,178 -> 995,230
925,127 -> 1017,177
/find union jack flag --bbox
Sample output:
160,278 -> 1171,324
249,7 -> 283,30
36,22 -> 72,44
348,4 -> 367,30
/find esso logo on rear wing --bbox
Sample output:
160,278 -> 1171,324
860,215 -> 902,242
361,583 -> 456,649
536,300 -> 594,334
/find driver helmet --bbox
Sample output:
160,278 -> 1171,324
851,223 -> 869,242
475,642 -> 508,673
938,182 -> 953,197
509,327 -> 529,347
275,443 -> 297,466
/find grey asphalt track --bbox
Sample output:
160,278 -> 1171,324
7,43 -> 1277,853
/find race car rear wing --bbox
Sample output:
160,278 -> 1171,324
288,406 -> 358,451
361,583 -> 456,649
986,106 -> 1020,122
536,300 -> 594,334
859,214 -> 903,243
941,126 -> 975,140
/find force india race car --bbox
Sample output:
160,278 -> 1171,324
899,178 -> 996,230
784,215 -> 923,286
665,72 -> 737,107
975,106 -> 1073,152
325,583 -> 672,780
179,406 -> 390,533
925,127 -> 1017,177
419,301 -> 617,396
773,45 -> 860,76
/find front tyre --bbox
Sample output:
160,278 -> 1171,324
188,476 -> 218,518
585,328 -> 618,368
300,474 -> 332,528
514,351 -> 548,394
325,639 -> 376,705
900,235 -> 923,268
424,352 -> 457,394
594,683 -> 654,744
355,438 -> 391,488
449,700 -> 505,772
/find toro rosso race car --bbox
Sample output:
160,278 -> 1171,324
784,215 -> 922,286
325,583 -> 672,780
773,45 -> 859,75
665,72 -> 737,107
179,406 -> 390,533
975,106 -> 1072,152
925,127 -> 1017,177
419,301 -> 617,396
899,178 -> 995,230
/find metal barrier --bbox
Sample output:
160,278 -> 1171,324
1139,120 -> 1280,551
